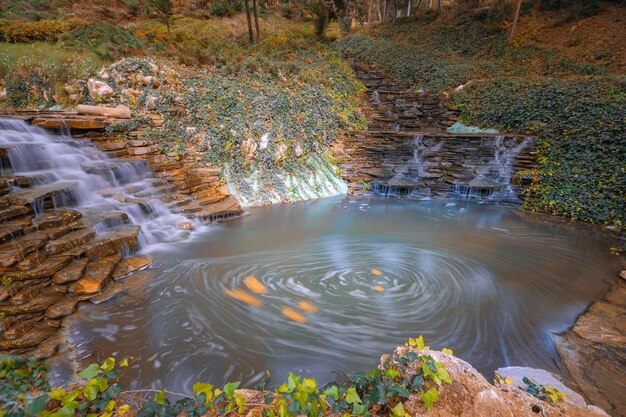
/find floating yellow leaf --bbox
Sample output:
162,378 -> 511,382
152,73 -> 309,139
505,377 -> 512,385
373,286 -> 385,292
282,307 -> 307,323
441,348 -> 454,355
298,300 -> 318,314
224,288 -> 263,307
371,269 -> 383,275
243,275 -> 267,294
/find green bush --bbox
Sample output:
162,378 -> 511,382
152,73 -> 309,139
210,1 -> 242,17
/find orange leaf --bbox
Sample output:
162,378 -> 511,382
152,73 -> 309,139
224,289 -> 263,307
371,269 -> 383,276
282,307 -> 307,323
373,286 -> 385,292
298,300 -> 318,314
243,275 -> 267,294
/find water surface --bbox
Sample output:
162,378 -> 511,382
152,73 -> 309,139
69,197 -> 620,392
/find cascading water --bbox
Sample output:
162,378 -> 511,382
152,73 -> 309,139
455,136 -> 533,203
374,135 -> 442,198
0,119 -> 193,246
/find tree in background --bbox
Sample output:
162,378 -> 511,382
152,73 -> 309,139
149,0 -> 173,34
244,0 -> 255,43
252,0 -> 261,45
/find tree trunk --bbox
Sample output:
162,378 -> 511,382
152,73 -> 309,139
377,0 -> 382,20
437,0 -> 441,13
252,0 -> 261,45
393,0 -> 398,20
383,0 -> 388,20
407,0 -> 411,16
244,0 -> 254,44
508,0 -> 522,43
415,0 -> 424,13
429,0 -> 433,10
532,0 -> 541,16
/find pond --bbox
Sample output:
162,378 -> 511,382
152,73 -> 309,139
68,196 -> 621,394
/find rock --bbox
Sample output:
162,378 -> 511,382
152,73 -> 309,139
145,94 -> 158,110
52,258 -> 89,284
553,332 -> 625,417
30,334 -> 62,359
495,366 -> 587,409
4,256 -> 72,280
295,143 -> 304,157
3,318 -> 37,340
572,300 -> 626,347
10,281 -> 49,304
127,146 -> 159,156
71,253 -> 122,295
0,205 -> 31,222
42,224 -> 73,240
45,297 -> 78,319
90,281 -> 125,304
112,256 -> 152,279
0,326 -> 55,351
620,270 -> 626,280
0,87 -> 6,100
390,346 -> 607,417
217,184 -> 231,196
0,231 -> 46,267
64,80 -> 84,95
241,137 -> 257,160
87,79 -> 114,99
275,143 -> 288,161
31,209 -> 82,230
72,227 -> 139,260
16,251 -> 47,271
0,292 -> 63,316
77,104 -> 131,119
44,229 -> 96,255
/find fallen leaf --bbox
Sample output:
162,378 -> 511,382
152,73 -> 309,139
371,269 -> 383,275
282,307 -> 307,323
224,289 -> 263,307
298,300 -> 318,313
243,275 -> 267,294
373,286 -> 385,292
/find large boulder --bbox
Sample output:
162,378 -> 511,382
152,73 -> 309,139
389,346 -> 608,417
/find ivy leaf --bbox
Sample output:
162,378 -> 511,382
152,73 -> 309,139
390,402 -> 406,417
353,403 -> 367,416
385,368 -> 400,380
118,404 -> 130,415
223,381 -> 241,399
100,357 -> 115,373
420,388 -> 440,411
26,394 -> 49,416
193,382 -> 214,405
441,348 -> 453,355
346,387 -> 362,405
412,375 -> 425,390
368,382 -> 386,404
79,364 -> 99,380
323,385 -> 339,400
405,352 -> 418,362
50,387 -> 66,401
119,359 -> 129,368
83,380 -> 99,401
154,389 -> 166,405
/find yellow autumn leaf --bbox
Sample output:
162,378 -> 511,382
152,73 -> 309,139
298,300 -> 319,313
243,275 -> 267,294
373,286 -> 385,292
224,288 -> 263,307
442,348 -> 453,355
371,269 -> 383,275
505,377 -> 512,385
282,307 -> 307,323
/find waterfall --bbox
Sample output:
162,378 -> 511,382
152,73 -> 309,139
0,119 -> 193,247
455,136 -> 533,203
389,135 -> 442,185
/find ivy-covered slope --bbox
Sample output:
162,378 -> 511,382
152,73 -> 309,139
337,6 -> 625,238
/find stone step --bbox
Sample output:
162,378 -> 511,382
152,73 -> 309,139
6,181 -> 79,206
190,197 -> 243,223
0,231 -> 49,267
133,183 -> 179,197
65,226 -> 139,260
0,205 -> 32,222
43,229 -> 96,255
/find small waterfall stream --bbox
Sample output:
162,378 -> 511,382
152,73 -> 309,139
0,119 -> 192,246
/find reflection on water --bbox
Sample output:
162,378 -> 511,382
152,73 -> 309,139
69,197 -> 621,394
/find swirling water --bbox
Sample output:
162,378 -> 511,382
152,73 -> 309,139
69,196 -> 621,393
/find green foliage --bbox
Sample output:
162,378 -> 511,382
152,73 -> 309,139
523,377 -> 569,404
1,337 -> 453,417
210,1 -> 243,17
453,76 -> 625,229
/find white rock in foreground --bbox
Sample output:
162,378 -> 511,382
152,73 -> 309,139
390,346 -> 609,417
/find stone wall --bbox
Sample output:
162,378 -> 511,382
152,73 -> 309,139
334,58 -> 538,204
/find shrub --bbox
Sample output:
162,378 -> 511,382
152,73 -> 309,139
0,19 -> 80,43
